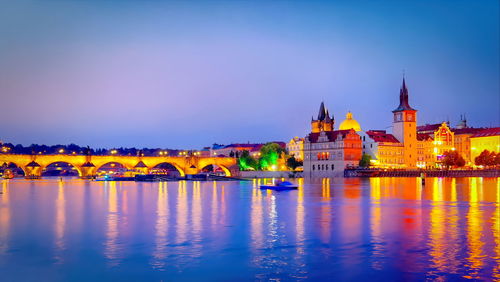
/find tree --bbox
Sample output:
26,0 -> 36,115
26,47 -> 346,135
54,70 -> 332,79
258,143 -> 286,170
359,154 -> 372,168
286,155 -> 303,170
238,150 -> 258,171
475,150 -> 496,167
442,150 -> 465,168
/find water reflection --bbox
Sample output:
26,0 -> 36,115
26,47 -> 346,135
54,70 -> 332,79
369,178 -> 384,270
0,180 -> 9,254
104,181 -> 121,266
464,178 -> 485,279
53,180 -> 66,263
0,177 -> 498,280
151,182 -> 168,270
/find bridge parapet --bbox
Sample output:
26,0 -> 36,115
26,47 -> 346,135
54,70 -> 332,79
0,154 -> 237,179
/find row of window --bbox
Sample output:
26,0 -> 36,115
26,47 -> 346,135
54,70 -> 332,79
312,164 -> 335,171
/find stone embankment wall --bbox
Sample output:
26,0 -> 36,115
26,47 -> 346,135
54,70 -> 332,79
239,171 -> 299,178
345,169 -> 500,178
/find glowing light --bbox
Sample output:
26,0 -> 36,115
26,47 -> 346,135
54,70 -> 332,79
58,149 -> 64,153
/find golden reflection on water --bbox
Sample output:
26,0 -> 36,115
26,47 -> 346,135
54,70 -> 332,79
176,181 -> 187,244
192,181 -> 202,240
54,180 -> 66,263
369,178 -> 383,270
428,177 -> 448,276
211,180 -> 218,231
320,178 -> 331,243
0,180 -> 9,254
151,182 -> 168,270
464,178 -> 485,279
250,186 -> 264,250
493,179 -> 500,280
104,181 -> 120,266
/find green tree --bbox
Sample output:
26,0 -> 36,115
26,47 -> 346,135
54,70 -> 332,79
359,154 -> 372,168
238,150 -> 258,171
286,155 -> 303,170
258,143 -> 286,170
442,150 -> 465,168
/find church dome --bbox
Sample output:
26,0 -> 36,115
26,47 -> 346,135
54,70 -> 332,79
339,111 -> 362,131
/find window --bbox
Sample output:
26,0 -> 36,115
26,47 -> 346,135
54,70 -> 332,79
331,164 -> 335,170
312,165 -> 315,171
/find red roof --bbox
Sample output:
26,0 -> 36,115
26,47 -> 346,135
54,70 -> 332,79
307,130 -> 352,143
471,127 -> 500,138
366,130 -> 401,143
417,123 -> 442,132
452,127 -> 484,135
417,133 -> 433,141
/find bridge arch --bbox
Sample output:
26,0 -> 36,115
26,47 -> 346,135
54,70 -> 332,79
1,161 -> 26,176
42,161 -> 82,177
95,162 -> 131,175
150,162 -> 186,177
200,164 -> 232,177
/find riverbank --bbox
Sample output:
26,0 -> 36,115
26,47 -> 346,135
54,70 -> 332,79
345,169 -> 500,178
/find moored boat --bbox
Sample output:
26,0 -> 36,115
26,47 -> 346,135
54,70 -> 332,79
260,181 -> 298,190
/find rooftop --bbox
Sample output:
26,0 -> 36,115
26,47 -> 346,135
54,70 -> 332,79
471,127 -> 500,138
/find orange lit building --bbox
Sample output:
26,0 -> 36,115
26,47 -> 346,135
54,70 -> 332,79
303,102 -> 362,176
470,127 -> 500,162
286,137 -> 304,161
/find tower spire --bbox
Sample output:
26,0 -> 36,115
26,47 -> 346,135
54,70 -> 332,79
317,101 -> 327,120
393,76 -> 416,112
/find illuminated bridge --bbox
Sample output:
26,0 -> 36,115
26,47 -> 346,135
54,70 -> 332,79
0,154 -> 238,178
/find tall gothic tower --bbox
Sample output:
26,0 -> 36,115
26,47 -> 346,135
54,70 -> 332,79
311,102 -> 334,133
392,78 -> 417,167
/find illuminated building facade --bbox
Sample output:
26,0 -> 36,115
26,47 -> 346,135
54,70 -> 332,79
361,130 -> 404,168
470,127 -> 500,161
286,137 -> 304,161
303,103 -> 362,176
417,133 -> 434,168
432,122 -> 455,161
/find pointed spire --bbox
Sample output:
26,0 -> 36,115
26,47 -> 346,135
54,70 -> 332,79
325,109 -> 332,122
393,76 -> 416,112
317,102 -> 327,120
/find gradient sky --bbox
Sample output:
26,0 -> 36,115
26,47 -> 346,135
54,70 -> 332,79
0,0 -> 498,149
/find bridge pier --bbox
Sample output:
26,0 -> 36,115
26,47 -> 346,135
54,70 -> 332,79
25,161 -> 42,179
80,162 -> 96,179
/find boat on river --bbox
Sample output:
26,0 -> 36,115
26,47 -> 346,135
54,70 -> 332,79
260,181 -> 298,190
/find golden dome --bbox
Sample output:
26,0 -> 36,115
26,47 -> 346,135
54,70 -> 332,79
339,111 -> 362,131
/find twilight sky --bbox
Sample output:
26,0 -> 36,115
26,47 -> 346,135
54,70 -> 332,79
0,0 -> 498,149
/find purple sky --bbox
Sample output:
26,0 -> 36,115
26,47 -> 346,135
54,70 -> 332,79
0,0 -> 498,149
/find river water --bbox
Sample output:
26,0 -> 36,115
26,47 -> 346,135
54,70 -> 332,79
0,177 -> 499,281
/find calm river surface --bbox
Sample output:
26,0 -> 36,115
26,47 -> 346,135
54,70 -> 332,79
0,177 -> 499,281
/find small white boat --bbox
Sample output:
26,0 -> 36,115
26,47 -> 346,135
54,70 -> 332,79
260,181 -> 298,190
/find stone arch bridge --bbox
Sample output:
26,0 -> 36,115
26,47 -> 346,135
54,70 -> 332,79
0,154 -> 238,179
